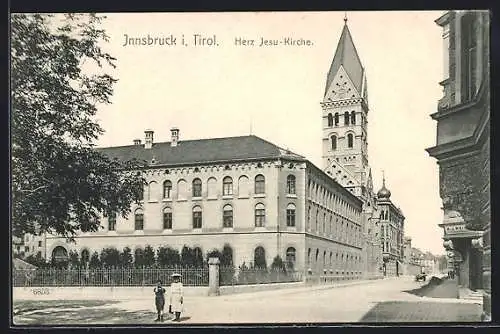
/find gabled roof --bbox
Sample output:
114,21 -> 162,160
97,135 -> 306,166
324,22 -> 365,98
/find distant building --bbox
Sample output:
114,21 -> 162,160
13,233 -> 46,259
426,10 -> 490,320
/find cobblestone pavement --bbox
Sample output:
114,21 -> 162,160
13,276 -> 482,325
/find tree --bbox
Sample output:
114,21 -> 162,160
157,246 -> 180,267
100,247 -> 120,268
68,250 -> 80,268
143,245 -> 156,267
11,13 -> 146,241
24,252 -> 49,268
181,245 -> 194,267
134,247 -> 145,268
221,244 -> 233,267
119,247 -> 133,268
89,251 -> 101,269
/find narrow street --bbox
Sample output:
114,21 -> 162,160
13,276 -> 483,324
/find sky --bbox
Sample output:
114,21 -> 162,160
92,11 -> 446,255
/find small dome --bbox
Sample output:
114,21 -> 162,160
377,186 -> 391,199
377,174 -> 391,199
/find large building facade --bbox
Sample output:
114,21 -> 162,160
426,11 -> 490,320
46,132 -> 364,276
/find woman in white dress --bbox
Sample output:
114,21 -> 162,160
169,273 -> 184,321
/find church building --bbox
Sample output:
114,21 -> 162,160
319,17 -> 405,277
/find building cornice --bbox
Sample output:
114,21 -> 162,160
426,109 -> 489,161
435,11 -> 451,27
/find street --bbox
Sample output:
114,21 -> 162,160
13,276 -> 482,324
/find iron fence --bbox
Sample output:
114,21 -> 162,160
13,267 -> 209,287
219,267 -> 303,286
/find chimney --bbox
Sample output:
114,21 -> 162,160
144,129 -> 154,149
133,139 -> 142,146
170,127 -> 179,147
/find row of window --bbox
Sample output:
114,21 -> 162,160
142,175 -> 297,201
306,248 -> 362,269
307,181 -> 360,221
307,209 -> 362,246
103,203 -> 299,231
327,111 -> 358,127
330,133 -> 354,150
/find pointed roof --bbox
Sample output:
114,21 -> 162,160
324,21 -> 365,98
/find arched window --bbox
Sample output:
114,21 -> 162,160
223,176 -> 233,196
344,111 -> 350,125
334,112 -> 339,126
163,180 -> 172,199
254,246 -> 266,269
315,249 -> 319,263
286,203 -> 296,227
221,244 -> 233,266
331,135 -> 337,150
193,247 -> 203,267
286,247 -> 296,268
147,181 -> 158,201
238,175 -> 250,197
207,177 -> 217,198
177,179 -> 187,200
307,206 -> 311,230
255,174 -> 265,194
52,246 -> 68,263
255,203 -> 266,227
286,175 -> 296,194
351,111 -> 356,125
329,252 -> 333,268
323,213 -> 326,234
134,208 -> 144,230
192,206 -> 202,229
192,178 -> 202,197
327,113 -> 333,127
323,250 -> 327,267
307,248 -> 311,265
163,207 -> 172,229
347,133 -> 354,148
108,212 -> 116,231
223,204 -> 233,228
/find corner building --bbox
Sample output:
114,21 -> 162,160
46,132 -> 363,277
426,10 -> 490,320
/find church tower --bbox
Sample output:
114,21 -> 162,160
321,17 -> 371,198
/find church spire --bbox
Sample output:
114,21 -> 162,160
324,17 -> 365,98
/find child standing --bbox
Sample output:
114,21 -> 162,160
153,279 -> 166,322
169,273 -> 184,321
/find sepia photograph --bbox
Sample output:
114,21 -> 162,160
10,10 -> 491,326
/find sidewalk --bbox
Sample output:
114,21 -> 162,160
360,300 -> 482,322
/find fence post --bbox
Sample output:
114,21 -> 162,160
208,257 -> 220,296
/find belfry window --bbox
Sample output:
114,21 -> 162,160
334,113 -> 339,126
331,135 -> 337,150
344,112 -> 350,125
351,111 -> 356,125
347,133 -> 354,148
327,113 -> 333,127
